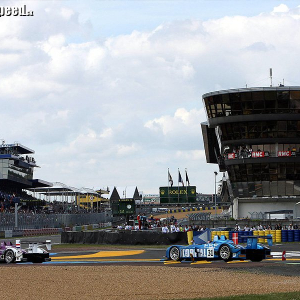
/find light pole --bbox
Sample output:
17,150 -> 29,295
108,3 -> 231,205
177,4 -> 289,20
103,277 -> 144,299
214,171 -> 218,216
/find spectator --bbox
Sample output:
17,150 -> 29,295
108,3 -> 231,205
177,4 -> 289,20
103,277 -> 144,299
170,223 -> 176,233
244,225 -> 249,231
162,224 -> 169,233
137,214 -> 141,230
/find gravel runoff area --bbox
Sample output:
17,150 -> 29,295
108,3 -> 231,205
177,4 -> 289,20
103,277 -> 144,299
4,265 -> 300,300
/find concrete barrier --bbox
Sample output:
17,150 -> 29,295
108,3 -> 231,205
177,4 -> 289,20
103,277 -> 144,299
62,230 -> 188,245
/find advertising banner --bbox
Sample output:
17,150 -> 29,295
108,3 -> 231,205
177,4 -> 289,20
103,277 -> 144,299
278,151 -> 291,157
251,151 -> 265,158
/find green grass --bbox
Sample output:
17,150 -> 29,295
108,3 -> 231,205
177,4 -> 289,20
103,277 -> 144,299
179,291 -> 300,300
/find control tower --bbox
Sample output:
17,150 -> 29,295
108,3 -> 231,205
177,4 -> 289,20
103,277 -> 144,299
201,86 -> 300,219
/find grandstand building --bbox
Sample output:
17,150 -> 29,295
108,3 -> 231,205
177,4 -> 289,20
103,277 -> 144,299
201,86 -> 300,219
0,142 -> 52,190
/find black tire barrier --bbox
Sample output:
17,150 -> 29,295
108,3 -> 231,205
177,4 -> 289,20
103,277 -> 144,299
61,230 -> 188,245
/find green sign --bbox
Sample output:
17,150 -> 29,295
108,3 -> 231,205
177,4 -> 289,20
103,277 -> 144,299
159,186 -> 196,203
112,200 -> 136,215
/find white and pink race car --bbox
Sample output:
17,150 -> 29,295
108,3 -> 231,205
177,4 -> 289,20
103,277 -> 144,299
0,240 -> 51,263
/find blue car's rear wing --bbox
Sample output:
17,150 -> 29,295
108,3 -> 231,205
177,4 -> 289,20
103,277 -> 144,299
241,235 -> 273,248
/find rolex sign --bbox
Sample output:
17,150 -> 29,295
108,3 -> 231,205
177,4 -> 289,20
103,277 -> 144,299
159,186 -> 196,203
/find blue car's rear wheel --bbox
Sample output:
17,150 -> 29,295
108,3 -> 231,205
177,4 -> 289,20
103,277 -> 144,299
218,244 -> 232,262
169,246 -> 180,261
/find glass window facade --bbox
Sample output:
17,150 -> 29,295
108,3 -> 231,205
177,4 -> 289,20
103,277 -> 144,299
220,121 -> 300,141
204,90 -> 300,117
0,159 -> 33,185
227,161 -> 300,197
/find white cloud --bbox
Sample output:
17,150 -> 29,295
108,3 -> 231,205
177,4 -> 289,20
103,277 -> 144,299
176,150 -> 206,160
2,2 -> 300,194
145,108 -> 206,136
117,143 -> 139,156
273,4 -> 289,13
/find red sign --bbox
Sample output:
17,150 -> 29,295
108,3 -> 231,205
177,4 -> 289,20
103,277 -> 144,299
278,151 -> 291,157
228,153 -> 235,159
251,151 -> 265,158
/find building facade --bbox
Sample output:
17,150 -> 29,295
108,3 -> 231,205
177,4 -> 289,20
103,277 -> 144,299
201,86 -> 300,219
0,142 -> 51,190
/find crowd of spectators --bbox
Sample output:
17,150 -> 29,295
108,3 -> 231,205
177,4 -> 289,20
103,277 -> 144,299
235,223 -> 299,231
0,188 -> 96,215
116,213 -> 210,233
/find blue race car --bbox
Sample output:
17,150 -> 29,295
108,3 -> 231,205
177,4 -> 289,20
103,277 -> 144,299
166,234 -> 272,262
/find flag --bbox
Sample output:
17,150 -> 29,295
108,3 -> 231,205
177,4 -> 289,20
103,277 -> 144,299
168,170 -> 173,187
185,170 -> 190,186
178,171 -> 184,186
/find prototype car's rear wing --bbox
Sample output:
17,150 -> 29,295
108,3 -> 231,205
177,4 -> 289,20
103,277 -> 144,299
241,235 -> 273,248
17,240 -> 52,251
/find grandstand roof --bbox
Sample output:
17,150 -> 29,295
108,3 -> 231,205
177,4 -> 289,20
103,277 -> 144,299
28,182 -> 83,195
29,182 -> 109,198
0,142 -> 34,154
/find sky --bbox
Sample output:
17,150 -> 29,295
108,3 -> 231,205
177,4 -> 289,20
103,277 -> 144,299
1,0 -> 300,195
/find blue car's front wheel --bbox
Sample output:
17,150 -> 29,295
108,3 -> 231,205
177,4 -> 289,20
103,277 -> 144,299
218,244 -> 232,262
169,246 -> 180,261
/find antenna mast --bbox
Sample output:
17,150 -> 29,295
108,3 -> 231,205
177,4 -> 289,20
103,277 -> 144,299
270,68 -> 273,87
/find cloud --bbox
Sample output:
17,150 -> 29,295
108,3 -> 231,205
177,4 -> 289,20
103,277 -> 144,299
2,2 -> 300,194
145,108 -> 205,139
244,42 -> 275,52
272,4 -> 289,13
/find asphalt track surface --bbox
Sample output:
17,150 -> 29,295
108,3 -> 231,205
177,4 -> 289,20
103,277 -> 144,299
7,235 -> 300,277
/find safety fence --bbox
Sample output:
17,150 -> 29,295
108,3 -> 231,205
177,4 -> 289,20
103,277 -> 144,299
211,229 -> 300,243
0,212 -> 111,230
